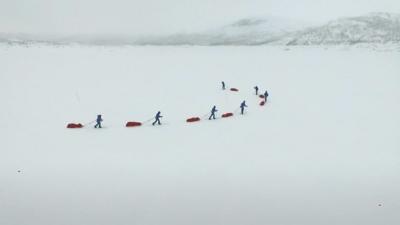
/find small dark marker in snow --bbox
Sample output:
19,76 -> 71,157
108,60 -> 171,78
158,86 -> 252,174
378,204 -> 383,207
17,170 -> 21,173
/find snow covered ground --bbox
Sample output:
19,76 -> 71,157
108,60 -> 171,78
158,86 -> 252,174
0,45 -> 399,225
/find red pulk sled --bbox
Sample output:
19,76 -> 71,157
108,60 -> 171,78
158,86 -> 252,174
67,123 -> 83,128
186,117 -> 201,123
222,112 -> 234,118
126,121 -> 142,127
260,101 -> 265,106
230,88 -> 239,92
259,95 -> 265,99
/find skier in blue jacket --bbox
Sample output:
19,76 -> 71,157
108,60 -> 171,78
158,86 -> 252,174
254,86 -> 259,95
152,111 -> 163,126
264,90 -> 269,102
209,106 -> 218,120
240,101 -> 248,115
94,114 -> 103,128
222,81 -> 226,90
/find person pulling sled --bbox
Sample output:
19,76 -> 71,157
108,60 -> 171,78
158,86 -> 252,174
240,101 -> 248,115
94,114 -> 103,128
264,90 -> 269,102
209,106 -> 218,120
152,111 -> 163,126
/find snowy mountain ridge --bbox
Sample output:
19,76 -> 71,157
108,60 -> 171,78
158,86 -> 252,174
1,12 -> 400,46
283,12 -> 400,45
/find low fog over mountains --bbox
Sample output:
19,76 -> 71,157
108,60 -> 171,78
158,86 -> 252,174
1,12 -> 399,46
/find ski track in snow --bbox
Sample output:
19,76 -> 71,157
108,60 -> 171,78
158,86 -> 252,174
0,45 -> 399,225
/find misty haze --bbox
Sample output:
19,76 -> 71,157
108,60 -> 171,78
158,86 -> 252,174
1,1 -> 399,225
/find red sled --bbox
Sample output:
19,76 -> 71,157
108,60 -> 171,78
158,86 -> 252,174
67,123 -> 83,128
260,101 -> 265,106
126,121 -> 142,127
222,112 -> 234,118
230,88 -> 239,92
259,95 -> 265,99
186,117 -> 201,123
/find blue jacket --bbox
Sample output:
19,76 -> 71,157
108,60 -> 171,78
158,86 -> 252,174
211,106 -> 218,113
96,115 -> 102,122
155,112 -> 162,119
264,91 -> 269,97
240,101 -> 247,108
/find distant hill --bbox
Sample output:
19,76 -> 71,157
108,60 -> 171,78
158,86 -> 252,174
282,12 -> 400,45
134,16 -> 305,45
1,12 -> 399,46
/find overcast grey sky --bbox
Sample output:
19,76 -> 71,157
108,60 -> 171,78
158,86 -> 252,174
1,0 -> 399,35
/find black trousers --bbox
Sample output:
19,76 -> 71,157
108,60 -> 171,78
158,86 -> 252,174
209,114 -> 216,120
152,118 -> 161,125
